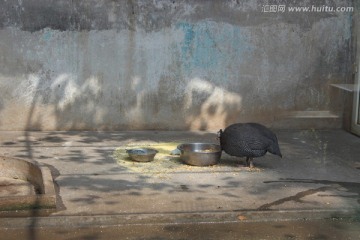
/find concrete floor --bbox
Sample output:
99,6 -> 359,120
1,219 -> 360,240
0,129 -> 359,239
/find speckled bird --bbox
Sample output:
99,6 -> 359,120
217,123 -> 282,168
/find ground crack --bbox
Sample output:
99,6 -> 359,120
257,186 -> 332,211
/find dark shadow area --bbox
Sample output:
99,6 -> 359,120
1,0 -> 346,32
43,163 -> 66,212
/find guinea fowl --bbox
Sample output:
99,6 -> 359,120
217,123 -> 282,168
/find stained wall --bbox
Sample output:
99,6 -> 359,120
0,0 -> 354,130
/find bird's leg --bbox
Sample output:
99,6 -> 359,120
246,157 -> 249,167
249,158 -> 254,168
246,157 -> 254,168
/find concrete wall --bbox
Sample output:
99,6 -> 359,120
0,0 -> 354,131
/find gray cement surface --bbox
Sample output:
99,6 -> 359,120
0,130 -> 359,238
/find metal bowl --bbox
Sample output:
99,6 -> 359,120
177,143 -> 222,166
126,148 -> 158,162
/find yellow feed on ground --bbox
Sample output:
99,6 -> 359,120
113,142 -> 261,178
113,142 -> 218,178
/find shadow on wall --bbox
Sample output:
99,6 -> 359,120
48,73 -> 106,130
0,0 -> 355,133
9,70 -> 243,131
0,2 -> 252,131
13,72 -> 108,131
183,78 -> 242,130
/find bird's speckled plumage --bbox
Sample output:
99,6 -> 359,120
218,123 -> 282,167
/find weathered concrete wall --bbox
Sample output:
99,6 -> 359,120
0,0 -> 354,130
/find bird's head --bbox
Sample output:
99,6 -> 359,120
268,143 -> 282,158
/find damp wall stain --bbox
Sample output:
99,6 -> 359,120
0,0 -> 355,131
